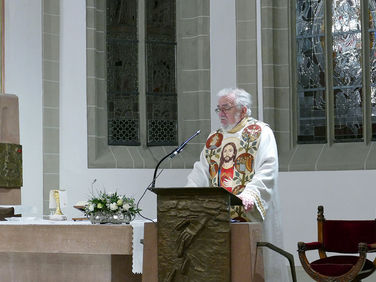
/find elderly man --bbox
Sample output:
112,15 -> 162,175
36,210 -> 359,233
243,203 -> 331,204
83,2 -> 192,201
186,88 -> 289,282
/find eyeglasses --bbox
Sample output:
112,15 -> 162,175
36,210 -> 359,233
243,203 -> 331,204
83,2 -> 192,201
214,105 -> 236,114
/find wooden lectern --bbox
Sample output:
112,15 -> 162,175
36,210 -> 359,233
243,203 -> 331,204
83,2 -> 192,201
143,187 -> 264,282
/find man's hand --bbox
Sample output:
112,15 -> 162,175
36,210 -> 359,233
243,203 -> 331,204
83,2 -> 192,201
222,177 -> 234,188
237,192 -> 254,211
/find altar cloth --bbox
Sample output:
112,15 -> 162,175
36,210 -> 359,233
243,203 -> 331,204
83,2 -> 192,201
130,220 -> 145,273
0,218 -> 90,225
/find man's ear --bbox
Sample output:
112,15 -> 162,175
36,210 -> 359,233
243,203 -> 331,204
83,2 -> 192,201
241,106 -> 247,118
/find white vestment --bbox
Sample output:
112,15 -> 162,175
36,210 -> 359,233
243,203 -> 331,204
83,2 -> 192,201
186,117 -> 289,282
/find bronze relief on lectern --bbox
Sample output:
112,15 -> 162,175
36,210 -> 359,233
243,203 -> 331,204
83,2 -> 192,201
156,189 -> 231,282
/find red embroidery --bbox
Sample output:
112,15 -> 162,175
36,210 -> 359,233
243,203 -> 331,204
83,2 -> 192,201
219,166 -> 234,192
205,133 -> 223,149
242,124 -> 261,142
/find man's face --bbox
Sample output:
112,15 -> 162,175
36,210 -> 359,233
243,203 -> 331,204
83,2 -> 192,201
223,144 -> 235,162
217,93 -> 245,130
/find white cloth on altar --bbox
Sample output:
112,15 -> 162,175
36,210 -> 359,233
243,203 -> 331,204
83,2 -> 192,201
186,119 -> 290,282
0,218 -> 91,225
130,220 -> 145,273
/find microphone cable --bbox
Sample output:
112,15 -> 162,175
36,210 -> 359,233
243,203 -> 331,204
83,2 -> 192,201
136,167 -> 165,224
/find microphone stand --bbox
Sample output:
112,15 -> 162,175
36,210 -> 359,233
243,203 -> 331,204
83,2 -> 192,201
150,130 -> 200,189
150,151 -> 175,189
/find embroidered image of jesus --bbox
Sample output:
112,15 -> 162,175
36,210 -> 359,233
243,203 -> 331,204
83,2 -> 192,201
218,142 -> 237,192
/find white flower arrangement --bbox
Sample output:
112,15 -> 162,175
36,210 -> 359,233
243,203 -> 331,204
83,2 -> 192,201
84,191 -> 140,223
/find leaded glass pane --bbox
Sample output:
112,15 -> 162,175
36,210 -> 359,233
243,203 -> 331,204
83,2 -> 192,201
296,0 -> 327,143
369,0 -> 376,139
108,95 -> 140,145
145,0 -> 177,146
298,91 -> 327,142
146,43 -> 176,93
106,0 -> 139,145
371,87 -> 376,137
296,0 -> 325,37
107,41 -> 138,94
332,0 -> 363,141
146,0 -> 176,42
147,95 -> 177,145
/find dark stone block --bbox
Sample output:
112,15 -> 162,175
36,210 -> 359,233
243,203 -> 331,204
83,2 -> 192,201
0,143 -> 22,187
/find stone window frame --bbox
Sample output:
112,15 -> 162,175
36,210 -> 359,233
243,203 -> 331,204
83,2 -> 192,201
86,0 -> 211,169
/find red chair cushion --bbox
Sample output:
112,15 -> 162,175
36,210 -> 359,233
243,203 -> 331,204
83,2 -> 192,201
323,220 -> 376,253
310,255 -> 375,277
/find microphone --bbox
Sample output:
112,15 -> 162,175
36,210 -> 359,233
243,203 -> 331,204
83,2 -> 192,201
150,130 -> 201,188
170,130 -> 201,158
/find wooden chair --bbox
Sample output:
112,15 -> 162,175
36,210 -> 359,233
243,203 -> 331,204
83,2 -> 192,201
298,206 -> 376,282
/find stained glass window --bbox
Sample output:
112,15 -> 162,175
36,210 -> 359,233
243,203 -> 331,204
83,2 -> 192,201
370,0 -> 376,138
333,0 -> 363,141
106,0 -> 177,147
145,0 -> 177,146
107,0 -> 140,145
296,0 -> 376,143
296,0 -> 326,143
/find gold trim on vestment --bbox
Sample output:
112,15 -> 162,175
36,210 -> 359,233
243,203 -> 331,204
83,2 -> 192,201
227,117 -> 249,133
249,190 -> 266,219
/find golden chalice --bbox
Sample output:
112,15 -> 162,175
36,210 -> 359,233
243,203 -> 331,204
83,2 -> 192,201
52,189 -> 63,216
